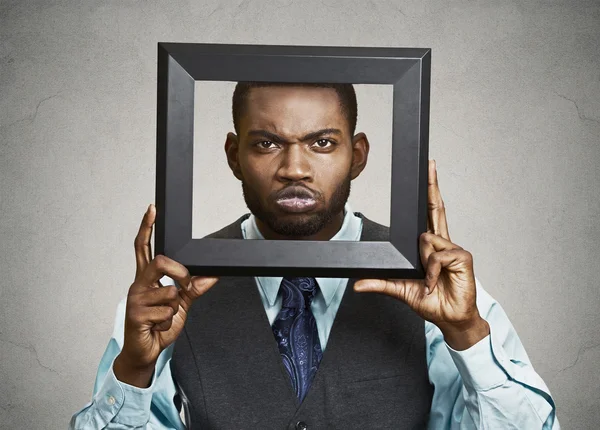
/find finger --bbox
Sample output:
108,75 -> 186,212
136,285 -> 180,315
419,232 -> 463,293
419,231 -> 436,268
424,251 -> 445,294
134,204 -> 155,279
426,164 -> 434,233
146,204 -> 163,288
147,204 -> 155,264
424,249 -> 470,295
178,276 -> 220,313
133,305 -> 174,328
428,160 -> 450,241
420,232 -> 462,259
138,254 -> 192,292
427,211 -> 434,234
354,278 -> 426,302
152,318 -> 173,332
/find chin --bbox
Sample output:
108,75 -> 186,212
269,213 -> 330,237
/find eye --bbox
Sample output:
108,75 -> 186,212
256,141 -> 278,149
313,139 -> 334,149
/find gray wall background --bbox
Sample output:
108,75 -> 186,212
1,1 -> 599,428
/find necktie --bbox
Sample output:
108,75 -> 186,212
271,277 -> 323,403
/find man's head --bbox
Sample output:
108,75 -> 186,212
225,82 -> 369,240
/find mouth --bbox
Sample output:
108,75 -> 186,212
274,186 -> 318,213
275,197 -> 318,213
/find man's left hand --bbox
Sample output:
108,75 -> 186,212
354,160 -> 490,351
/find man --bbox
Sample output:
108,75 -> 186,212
70,83 -> 559,429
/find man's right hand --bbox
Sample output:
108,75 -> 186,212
113,204 -> 219,388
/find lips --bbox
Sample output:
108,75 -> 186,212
274,186 -> 318,213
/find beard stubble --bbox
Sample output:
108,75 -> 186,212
241,173 -> 352,238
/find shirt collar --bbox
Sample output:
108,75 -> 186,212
241,201 -> 363,307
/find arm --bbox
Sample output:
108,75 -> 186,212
68,294 -> 186,430
70,204 -> 218,429
353,161 -> 559,428
426,276 -> 559,429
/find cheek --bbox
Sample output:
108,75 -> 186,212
241,158 -> 271,189
317,154 -> 352,184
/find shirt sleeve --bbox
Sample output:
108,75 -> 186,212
69,287 -> 186,430
426,276 -> 560,429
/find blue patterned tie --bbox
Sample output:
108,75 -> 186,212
272,277 -> 323,403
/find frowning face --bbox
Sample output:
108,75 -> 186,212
225,85 -> 369,240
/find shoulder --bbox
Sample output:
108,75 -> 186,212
355,212 -> 389,241
203,214 -> 250,239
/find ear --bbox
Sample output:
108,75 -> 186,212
350,132 -> 369,180
225,132 -> 243,181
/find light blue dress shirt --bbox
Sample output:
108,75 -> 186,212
70,203 -> 559,429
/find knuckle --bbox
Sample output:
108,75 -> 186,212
153,321 -> 166,331
162,306 -> 174,319
393,282 -> 401,298
160,320 -> 173,330
153,254 -> 168,269
125,302 -> 134,315
125,297 -> 136,311
127,288 -> 141,304
127,282 -> 137,295
134,234 -> 144,248
384,279 -> 393,294
164,285 -> 178,300
128,310 -> 142,324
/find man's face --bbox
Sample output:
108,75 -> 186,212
226,86 -> 368,240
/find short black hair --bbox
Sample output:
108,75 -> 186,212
232,82 -> 357,136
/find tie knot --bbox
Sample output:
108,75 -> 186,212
280,277 -> 319,309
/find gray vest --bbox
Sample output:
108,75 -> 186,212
171,213 -> 433,429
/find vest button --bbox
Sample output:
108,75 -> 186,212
295,421 -> 308,430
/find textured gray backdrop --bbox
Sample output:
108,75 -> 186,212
1,1 -> 599,429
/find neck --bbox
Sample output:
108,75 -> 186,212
255,210 -> 345,241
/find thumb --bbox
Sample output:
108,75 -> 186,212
354,278 -> 429,301
186,276 -> 220,300
176,276 -> 220,314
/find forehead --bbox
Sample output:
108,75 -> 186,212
240,86 -> 347,135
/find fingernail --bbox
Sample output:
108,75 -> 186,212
424,286 -> 430,295
355,282 -> 370,291
146,204 -> 152,214
186,282 -> 193,291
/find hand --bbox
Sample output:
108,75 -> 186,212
354,160 -> 489,350
113,204 -> 219,387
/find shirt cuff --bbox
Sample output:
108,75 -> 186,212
93,357 -> 158,427
446,333 -> 509,391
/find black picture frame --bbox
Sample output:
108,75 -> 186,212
155,42 -> 430,279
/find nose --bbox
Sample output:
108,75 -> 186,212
277,144 -> 312,182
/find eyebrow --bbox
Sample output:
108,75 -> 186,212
246,128 -> 343,144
